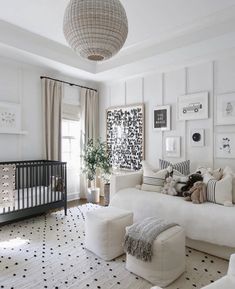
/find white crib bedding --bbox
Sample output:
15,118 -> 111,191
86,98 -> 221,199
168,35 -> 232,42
0,186 -> 62,213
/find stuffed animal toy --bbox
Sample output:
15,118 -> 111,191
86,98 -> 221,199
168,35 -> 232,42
184,181 -> 207,204
162,176 -> 177,196
180,173 -> 203,194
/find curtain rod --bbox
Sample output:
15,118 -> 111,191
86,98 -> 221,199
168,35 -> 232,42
40,76 -> 97,92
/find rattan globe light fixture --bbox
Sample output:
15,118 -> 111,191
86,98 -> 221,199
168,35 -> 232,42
63,0 -> 128,61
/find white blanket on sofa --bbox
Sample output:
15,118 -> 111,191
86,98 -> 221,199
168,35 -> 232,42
110,188 -> 235,248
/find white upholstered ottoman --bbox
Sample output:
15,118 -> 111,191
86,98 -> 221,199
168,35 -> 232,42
126,225 -> 185,287
85,206 -> 133,261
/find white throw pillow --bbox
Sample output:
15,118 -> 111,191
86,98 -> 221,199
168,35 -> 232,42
141,161 -> 168,192
203,173 -> 233,206
223,166 -> 235,204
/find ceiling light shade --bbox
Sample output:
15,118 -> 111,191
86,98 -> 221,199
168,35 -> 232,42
63,0 -> 128,61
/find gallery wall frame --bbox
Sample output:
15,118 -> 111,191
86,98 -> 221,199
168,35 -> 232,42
165,136 -> 181,158
215,132 -> 235,159
106,103 -> 145,170
178,92 -> 209,121
190,129 -> 205,147
0,101 -> 21,133
216,93 -> 235,125
153,105 -> 171,131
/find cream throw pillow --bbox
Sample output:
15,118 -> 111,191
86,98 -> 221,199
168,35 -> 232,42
203,173 -> 233,206
141,161 -> 168,192
223,166 -> 235,204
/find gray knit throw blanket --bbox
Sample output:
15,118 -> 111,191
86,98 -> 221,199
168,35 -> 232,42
123,217 -> 177,262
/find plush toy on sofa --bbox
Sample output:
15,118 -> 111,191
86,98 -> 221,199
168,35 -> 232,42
180,173 -> 203,195
162,176 -> 177,196
184,181 -> 207,204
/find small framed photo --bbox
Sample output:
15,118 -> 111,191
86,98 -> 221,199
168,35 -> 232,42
153,105 -> 171,131
0,102 -> 21,133
216,93 -> 235,125
190,129 -> 205,147
165,136 -> 181,158
178,92 -> 208,121
215,133 -> 235,159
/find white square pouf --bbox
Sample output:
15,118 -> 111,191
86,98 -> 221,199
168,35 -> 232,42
126,225 -> 185,288
85,206 -> 133,261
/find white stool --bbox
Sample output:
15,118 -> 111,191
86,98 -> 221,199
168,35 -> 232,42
85,206 -> 133,261
126,225 -> 185,287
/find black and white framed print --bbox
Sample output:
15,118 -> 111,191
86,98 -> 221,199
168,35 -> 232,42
190,129 -> 205,147
216,93 -> 235,125
106,103 -> 144,170
178,92 -> 208,121
153,105 -> 171,131
215,133 -> 235,158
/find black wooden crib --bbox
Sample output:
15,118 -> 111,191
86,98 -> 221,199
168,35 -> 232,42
0,160 -> 67,224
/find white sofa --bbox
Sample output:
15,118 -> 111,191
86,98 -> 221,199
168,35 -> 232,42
151,254 -> 235,289
110,171 -> 235,260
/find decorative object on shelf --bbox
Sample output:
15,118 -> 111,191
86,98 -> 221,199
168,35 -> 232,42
215,132 -> 235,159
63,0 -> 128,61
0,102 -> 21,133
216,93 -> 235,125
82,139 -> 111,203
178,92 -> 208,120
190,129 -> 205,147
103,183 -> 110,206
106,103 -> 145,170
153,105 -> 171,131
165,136 -> 181,158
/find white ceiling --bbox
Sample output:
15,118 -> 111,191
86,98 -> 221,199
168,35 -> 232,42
0,0 -> 235,82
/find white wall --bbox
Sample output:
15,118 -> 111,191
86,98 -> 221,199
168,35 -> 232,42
0,56 -> 97,162
99,55 -> 235,171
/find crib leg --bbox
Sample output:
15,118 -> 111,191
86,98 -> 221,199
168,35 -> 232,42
64,203 -> 67,216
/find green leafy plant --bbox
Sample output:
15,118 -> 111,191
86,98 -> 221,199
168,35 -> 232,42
82,139 -> 111,185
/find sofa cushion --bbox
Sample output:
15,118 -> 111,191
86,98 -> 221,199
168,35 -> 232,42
223,166 -> 235,204
203,173 -> 233,206
110,187 -> 235,248
141,161 -> 168,192
159,159 -> 190,175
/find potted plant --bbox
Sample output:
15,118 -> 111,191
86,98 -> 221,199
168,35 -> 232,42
82,139 -> 110,204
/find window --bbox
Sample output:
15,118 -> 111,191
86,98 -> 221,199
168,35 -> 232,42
62,119 -> 80,198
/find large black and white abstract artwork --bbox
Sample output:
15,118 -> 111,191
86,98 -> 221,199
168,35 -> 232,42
106,104 -> 144,170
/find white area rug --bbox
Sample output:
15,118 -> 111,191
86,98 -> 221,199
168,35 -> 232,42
0,204 -> 229,289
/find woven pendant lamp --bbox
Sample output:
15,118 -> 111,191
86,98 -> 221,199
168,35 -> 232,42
63,0 -> 128,61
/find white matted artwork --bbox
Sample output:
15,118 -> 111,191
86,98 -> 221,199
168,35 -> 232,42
0,102 -> 21,133
216,93 -> 235,125
190,129 -> 205,147
153,105 -> 171,131
165,136 -> 181,158
215,133 -> 235,159
178,92 -> 208,120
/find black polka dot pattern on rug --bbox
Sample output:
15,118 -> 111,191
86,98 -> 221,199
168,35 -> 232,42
0,204 -> 229,289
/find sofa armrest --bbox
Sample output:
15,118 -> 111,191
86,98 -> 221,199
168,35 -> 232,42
110,171 -> 142,199
228,254 -> 235,277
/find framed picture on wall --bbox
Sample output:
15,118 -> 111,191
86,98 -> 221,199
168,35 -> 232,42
215,132 -> 235,159
216,93 -> 235,125
165,136 -> 181,158
153,105 -> 171,131
0,102 -> 21,133
106,103 -> 145,170
178,92 -> 208,121
190,129 -> 205,147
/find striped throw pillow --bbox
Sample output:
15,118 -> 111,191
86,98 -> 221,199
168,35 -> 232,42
141,161 -> 168,192
159,159 -> 190,176
203,173 -> 233,205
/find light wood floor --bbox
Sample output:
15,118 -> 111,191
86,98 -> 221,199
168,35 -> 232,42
67,196 -> 105,209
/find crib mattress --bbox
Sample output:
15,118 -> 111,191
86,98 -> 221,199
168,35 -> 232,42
0,186 -> 63,214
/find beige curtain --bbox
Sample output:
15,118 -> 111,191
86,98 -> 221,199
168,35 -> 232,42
42,79 -> 63,161
80,88 -> 99,198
